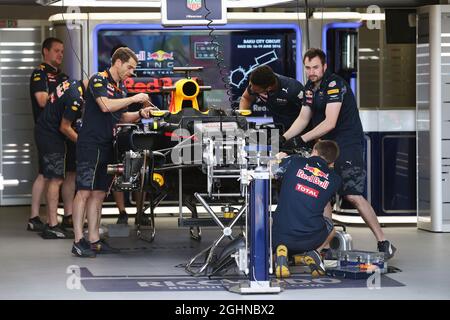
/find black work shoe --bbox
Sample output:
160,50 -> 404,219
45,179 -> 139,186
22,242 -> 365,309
58,223 -> 75,239
304,250 -> 326,277
27,217 -> 45,232
378,240 -> 397,260
41,224 -> 71,239
90,239 -> 120,254
72,238 -> 96,258
61,215 -> 74,229
116,212 -> 128,225
135,214 -> 151,226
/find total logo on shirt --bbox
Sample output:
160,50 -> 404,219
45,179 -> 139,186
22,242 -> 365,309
295,183 -> 319,198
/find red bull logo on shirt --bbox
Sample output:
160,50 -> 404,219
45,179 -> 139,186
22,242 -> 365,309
304,164 -> 329,179
296,166 -> 330,190
148,50 -> 174,62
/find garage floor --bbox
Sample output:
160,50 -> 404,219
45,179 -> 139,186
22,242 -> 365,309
1,206 -> 450,300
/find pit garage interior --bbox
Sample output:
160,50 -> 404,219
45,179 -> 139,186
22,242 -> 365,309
0,0 -> 450,300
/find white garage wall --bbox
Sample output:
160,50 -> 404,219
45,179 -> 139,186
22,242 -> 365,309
0,20 -> 50,205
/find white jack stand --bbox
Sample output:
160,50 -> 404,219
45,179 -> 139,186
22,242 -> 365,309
229,280 -> 282,294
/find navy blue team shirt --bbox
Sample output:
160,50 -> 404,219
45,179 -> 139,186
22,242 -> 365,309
77,70 -> 128,148
29,63 -> 69,123
303,70 -> 364,149
35,80 -> 84,141
247,74 -> 304,131
272,155 -> 341,242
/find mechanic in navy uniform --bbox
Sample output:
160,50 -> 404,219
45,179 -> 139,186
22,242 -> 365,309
108,44 -> 138,226
71,47 -> 154,257
239,65 -> 304,133
28,37 -> 73,233
30,38 -> 69,123
272,140 -> 341,278
34,79 -> 87,238
283,48 -> 396,260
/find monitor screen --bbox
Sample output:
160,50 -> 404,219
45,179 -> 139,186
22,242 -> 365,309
96,27 -> 297,117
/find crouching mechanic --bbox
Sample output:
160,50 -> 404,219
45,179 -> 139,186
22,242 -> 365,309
272,140 -> 341,278
72,47 -> 153,257
34,79 -> 87,239
239,65 -> 304,133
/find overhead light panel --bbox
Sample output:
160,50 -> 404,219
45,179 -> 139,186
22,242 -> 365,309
37,0 -> 161,7
226,0 -> 293,7
313,12 -> 385,20
38,0 -> 294,8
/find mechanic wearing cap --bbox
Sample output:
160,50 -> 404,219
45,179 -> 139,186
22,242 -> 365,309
34,79 -> 87,239
272,140 -> 341,278
71,47 -> 154,257
283,48 -> 396,260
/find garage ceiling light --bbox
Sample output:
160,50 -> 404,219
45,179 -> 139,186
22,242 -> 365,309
42,0 -> 161,7
38,0 -> 294,8
48,11 -> 385,22
313,12 -> 385,20
48,11 -> 307,21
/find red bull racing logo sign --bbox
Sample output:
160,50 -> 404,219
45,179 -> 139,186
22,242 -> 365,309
135,49 -> 175,76
187,0 -> 202,11
136,50 -> 174,62
148,50 -> 174,62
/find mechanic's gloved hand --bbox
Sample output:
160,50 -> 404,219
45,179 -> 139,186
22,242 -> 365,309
279,136 -> 297,154
291,136 -> 313,157
279,135 -> 287,147
280,136 -> 310,155
295,136 -> 308,148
